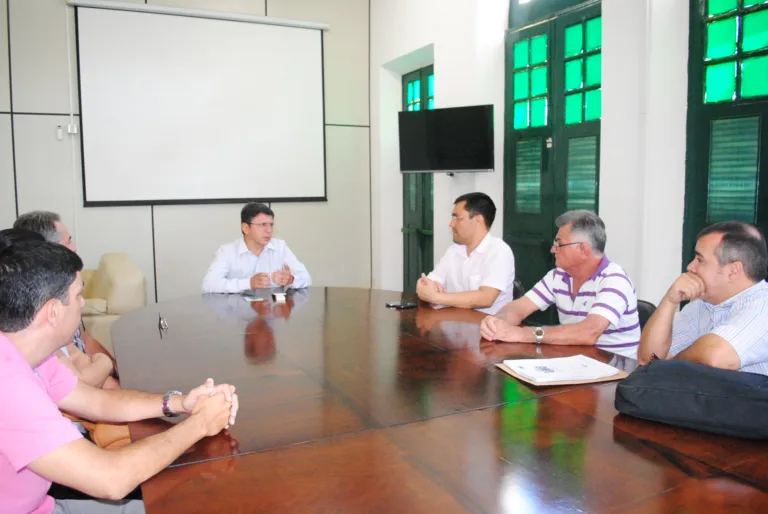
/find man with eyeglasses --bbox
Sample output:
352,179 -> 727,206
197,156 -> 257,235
480,210 -> 640,357
416,192 -> 515,315
202,202 -> 311,293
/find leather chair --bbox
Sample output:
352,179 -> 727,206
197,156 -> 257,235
513,279 -> 526,300
81,253 -> 146,355
637,300 -> 657,330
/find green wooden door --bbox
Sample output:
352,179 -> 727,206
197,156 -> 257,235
504,4 -> 602,322
683,0 -> 768,265
402,67 -> 435,292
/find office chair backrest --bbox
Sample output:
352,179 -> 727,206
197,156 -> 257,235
513,279 -> 526,300
637,300 -> 657,330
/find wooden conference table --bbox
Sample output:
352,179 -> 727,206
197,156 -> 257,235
112,287 -> 768,513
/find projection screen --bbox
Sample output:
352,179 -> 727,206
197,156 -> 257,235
75,5 -> 326,205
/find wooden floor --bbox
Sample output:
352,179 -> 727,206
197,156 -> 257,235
112,287 -> 768,513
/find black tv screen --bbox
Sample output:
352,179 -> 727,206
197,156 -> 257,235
398,105 -> 494,173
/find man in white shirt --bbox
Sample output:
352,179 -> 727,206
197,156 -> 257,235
480,210 -> 640,357
202,203 -> 311,294
416,192 -> 515,315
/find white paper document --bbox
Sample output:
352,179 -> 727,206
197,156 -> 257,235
502,355 -> 621,384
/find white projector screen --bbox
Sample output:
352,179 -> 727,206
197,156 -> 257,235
76,6 -> 326,205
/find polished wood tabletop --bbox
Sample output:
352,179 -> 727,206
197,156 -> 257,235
112,287 -> 768,513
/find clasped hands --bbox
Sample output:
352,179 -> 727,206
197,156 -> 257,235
479,315 -> 533,343
416,274 -> 446,304
182,378 -> 240,437
250,264 -> 293,289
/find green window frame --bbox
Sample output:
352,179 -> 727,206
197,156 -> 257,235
563,16 -> 602,124
704,0 -> 768,103
512,34 -> 549,129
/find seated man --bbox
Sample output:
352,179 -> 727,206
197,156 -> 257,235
202,202 -> 311,293
0,239 -> 238,513
14,211 -> 114,362
416,192 -> 515,315
480,210 -> 640,357
639,221 -> 768,374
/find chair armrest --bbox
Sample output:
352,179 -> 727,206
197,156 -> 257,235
89,253 -> 146,315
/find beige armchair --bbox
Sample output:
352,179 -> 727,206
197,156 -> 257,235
81,252 -> 146,356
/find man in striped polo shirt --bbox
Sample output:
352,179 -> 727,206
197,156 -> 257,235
480,210 -> 640,357
639,222 -> 768,375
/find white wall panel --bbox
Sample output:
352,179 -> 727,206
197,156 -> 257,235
0,1 -> 10,112
275,126 -> 371,289
8,0 -> 78,114
148,0 -> 265,15
268,0 -> 369,126
0,115 -> 15,228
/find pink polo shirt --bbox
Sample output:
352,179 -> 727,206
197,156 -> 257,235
0,334 -> 82,514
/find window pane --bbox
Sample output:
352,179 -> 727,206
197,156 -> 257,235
586,54 -> 601,86
585,89 -> 602,121
742,10 -> 768,53
428,74 -> 435,97
407,82 -> 414,103
706,17 -> 738,59
413,80 -> 421,100
514,70 -> 530,100
531,35 -> 548,65
413,100 -> 421,111
707,117 -> 760,223
514,40 -> 529,69
704,62 -> 736,102
585,17 -> 602,51
565,24 -> 584,57
515,139 -> 542,214
744,0 -> 767,6
566,137 -> 598,211
565,59 -> 583,91
708,0 -> 738,16
530,98 -> 547,127
531,66 -> 548,96
741,55 -> 768,98
565,93 -> 583,124
514,101 -> 529,129
428,98 -> 434,110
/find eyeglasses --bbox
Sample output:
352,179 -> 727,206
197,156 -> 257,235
248,222 -> 274,229
552,239 -> 584,249
451,214 -> 474,223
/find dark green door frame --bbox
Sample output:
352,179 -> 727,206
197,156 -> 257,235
402,66 -> 435,292
683,0 -> 768,267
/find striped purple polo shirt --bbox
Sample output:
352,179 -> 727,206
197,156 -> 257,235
524,256 -> 640,358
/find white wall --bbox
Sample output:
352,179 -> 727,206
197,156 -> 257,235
372,0 -> 691,304
371,0 -> 509,292
2,0 -> 371,304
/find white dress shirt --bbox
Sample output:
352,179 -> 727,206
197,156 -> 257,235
427,233 -> 516,315
202,237 -> 311,294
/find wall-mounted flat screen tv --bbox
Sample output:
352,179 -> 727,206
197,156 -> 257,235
398,105 -> 494,173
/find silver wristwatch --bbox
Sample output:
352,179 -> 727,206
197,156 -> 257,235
162,390 -> 183,417
534,326 -> 545,344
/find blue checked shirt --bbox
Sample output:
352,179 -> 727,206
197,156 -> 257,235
669,280 -> 768,375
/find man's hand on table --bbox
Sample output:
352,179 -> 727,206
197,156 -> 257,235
480,316 -> 532,343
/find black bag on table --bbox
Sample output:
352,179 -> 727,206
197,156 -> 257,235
614,359 -> 768,439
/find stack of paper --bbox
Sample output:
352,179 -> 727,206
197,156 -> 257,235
502,355 -> 621,385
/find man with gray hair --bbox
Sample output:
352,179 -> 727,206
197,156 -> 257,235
639,221 -> 768,375
14,211 -> 114,364
480,210 -> 641,357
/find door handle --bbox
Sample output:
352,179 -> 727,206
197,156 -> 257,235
401,227 -> 418,234
417,229 -> 433,236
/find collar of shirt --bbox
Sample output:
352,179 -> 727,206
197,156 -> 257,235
237,238 -> 275,256
707,280 -> 768,311
464,232 -> 492,257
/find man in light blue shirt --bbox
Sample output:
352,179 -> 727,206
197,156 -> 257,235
639,221 -> 768,375
202,203 -> 311,293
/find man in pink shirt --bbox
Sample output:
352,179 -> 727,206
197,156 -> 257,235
0,240 -> 240,514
